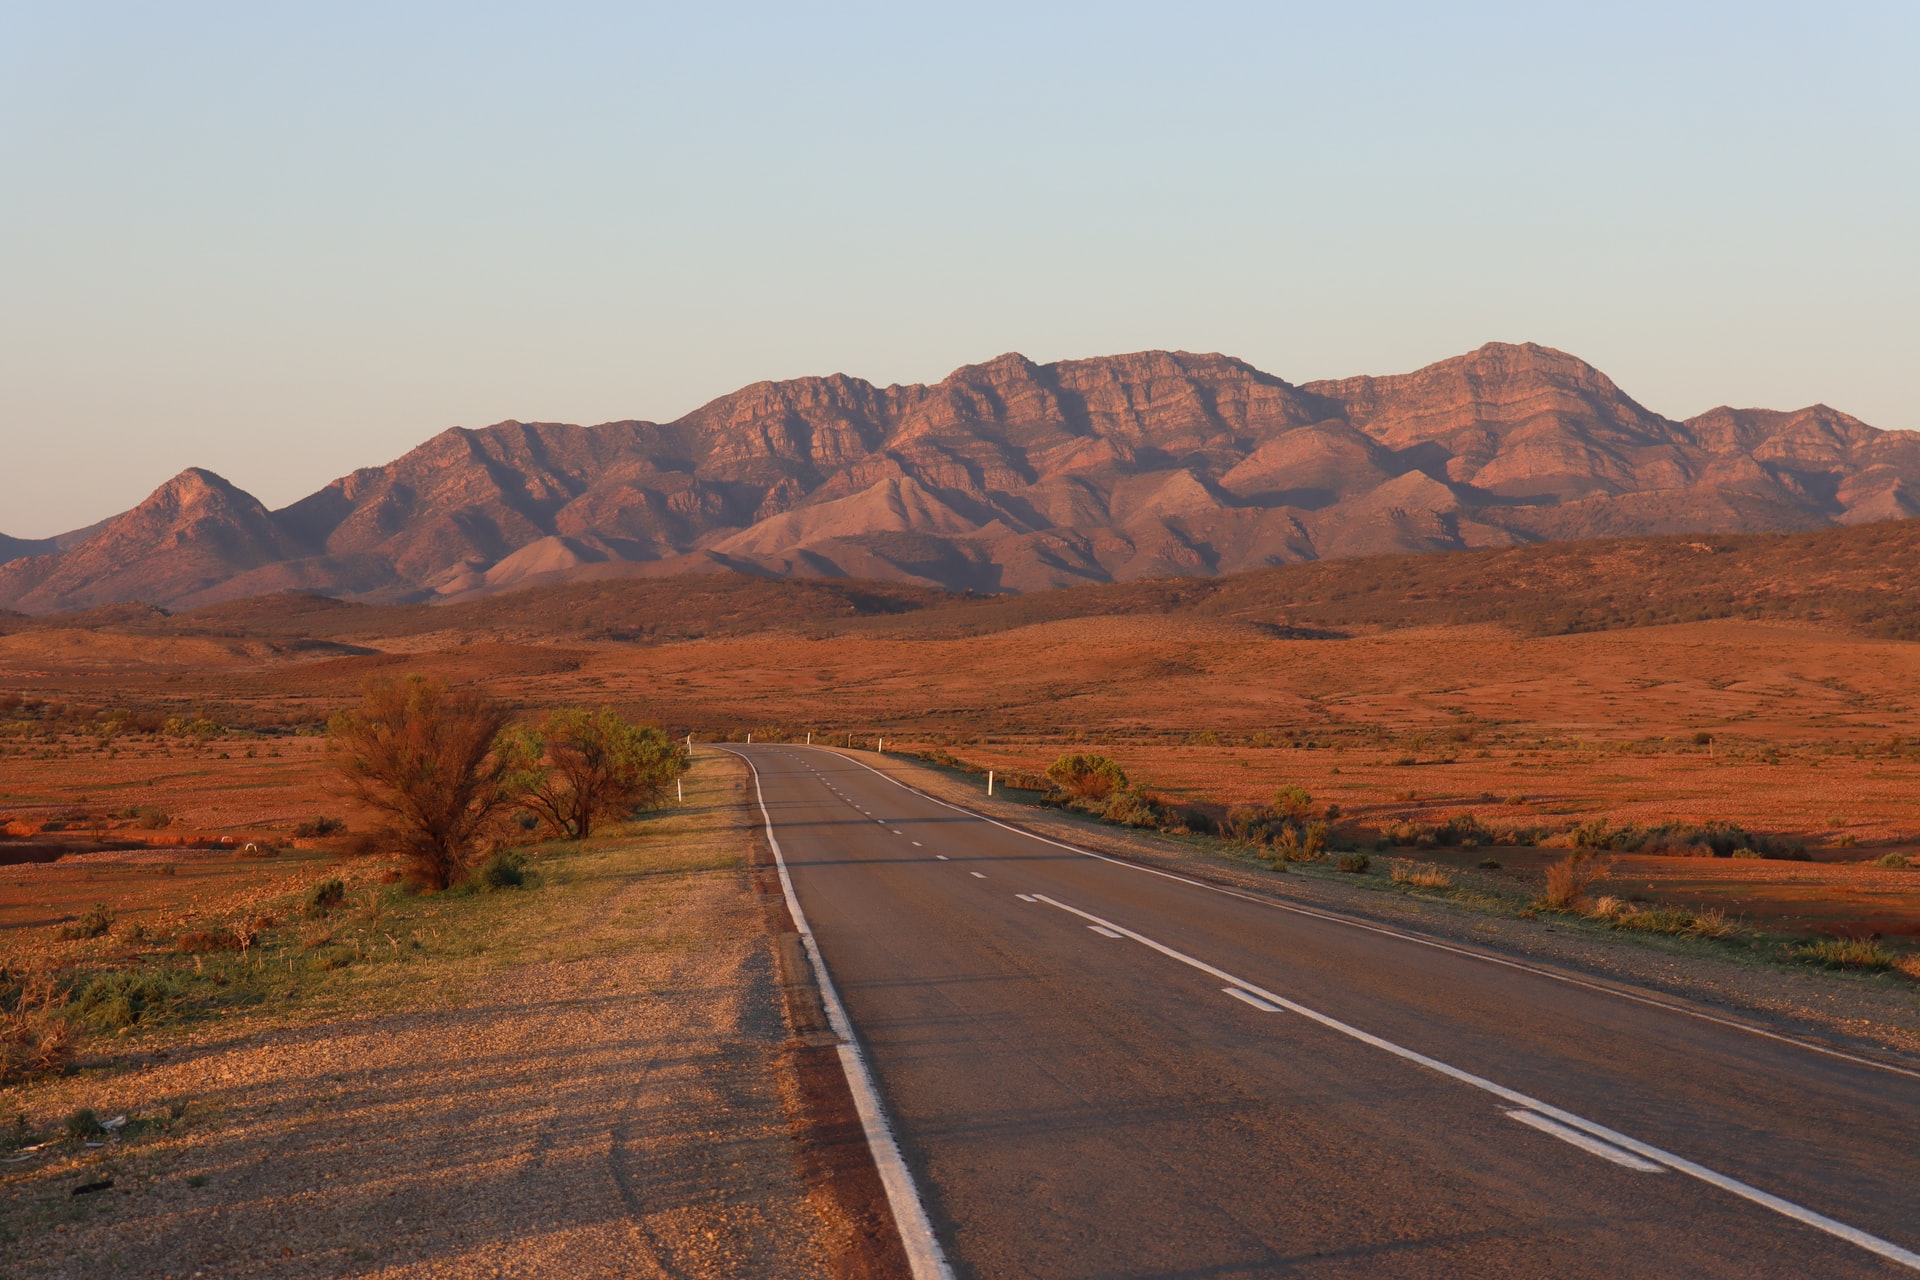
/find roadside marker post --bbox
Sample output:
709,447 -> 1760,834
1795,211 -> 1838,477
677,778 -> 683,803
988,770 -> 994,796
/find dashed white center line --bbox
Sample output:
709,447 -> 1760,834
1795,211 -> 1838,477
911,841 -> 923,847
1223,987 -> 1285,1014
935,855 -> 949,861
1015,893 -> 1037,903
891,829 -> 903,835
1029,892 -> 1920,1270
970,871 -> 987,879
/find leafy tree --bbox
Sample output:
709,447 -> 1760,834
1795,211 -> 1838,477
327,676 -> 522,890
510,707 -> 685,840
1046,752 -> 1128,801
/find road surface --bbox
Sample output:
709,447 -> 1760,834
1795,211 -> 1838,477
731,744 -> 1920,1278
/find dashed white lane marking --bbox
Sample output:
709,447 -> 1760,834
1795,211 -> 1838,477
1029,892 -> 1920,1272
1087,924 -> 1123,938
1223,987 -> 1285,1013
912,841 -> 923,847
1506,1110 -> 1666,1173
971,871 -> 988,879
1016,894 -> 1038,903
935,855 -> 949,861
892,829 -> 903,835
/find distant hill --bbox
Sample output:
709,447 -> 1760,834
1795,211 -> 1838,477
11,516 -> 1920,648
2,342 -> 1913,613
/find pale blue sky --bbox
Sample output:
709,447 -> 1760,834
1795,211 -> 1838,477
2,1 -> 1914,538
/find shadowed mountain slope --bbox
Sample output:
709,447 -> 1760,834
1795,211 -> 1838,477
11,515 -> 1920,648
2,343 -> 1912,612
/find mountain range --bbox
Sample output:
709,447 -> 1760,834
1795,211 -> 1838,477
3,342 -> 1912,613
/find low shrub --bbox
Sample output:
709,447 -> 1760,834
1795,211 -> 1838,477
1795,938 -> 1895,970
1587,897 -> 1735,939
477,851 -> 527,890
73,971 -> 185,1029
303,878 -> 347,917
1540,852 -> 1613,911
293,816 -> 348,839
1477,858 -> 1502,869
1873,852 -> 1911,869
1046,753 -> 1128,801
1336,852 -> 1371,874
1274,820 -> 1328,862
1389,859 -> 1452,889
0,970 -> 74,1084
176,928 -> 248,954
64,1109 -> 104,1140
1564,818 -> 1807,860
57,903 -> 115,941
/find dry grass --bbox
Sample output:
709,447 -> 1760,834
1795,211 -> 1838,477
1540,852 -> 1613,911
0,970 -> 73,1085
1389,859 -> 1452,889
1795,938 -> 1898,970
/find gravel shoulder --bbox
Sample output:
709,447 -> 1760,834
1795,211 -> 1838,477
853,749 -> 1920,1068
1,751 -> 866,1279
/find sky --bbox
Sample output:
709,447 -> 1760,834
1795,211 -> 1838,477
2,1 -> 1915,538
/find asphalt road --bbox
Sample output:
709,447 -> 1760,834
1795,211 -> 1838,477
732,744 -> 1920,1279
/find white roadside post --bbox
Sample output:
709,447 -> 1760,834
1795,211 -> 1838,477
747,731 -> 752,744
677,778 -> 683,803
988,770 -> 994,796
807,730 -> 811,744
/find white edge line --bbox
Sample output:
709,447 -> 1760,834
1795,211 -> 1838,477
1506,1110 -> 1665,1173
811,746 -> 1920,1083
1223,986 -> 1285,1013
1029,891 -> 1920,1273
724,749 -> 954,1280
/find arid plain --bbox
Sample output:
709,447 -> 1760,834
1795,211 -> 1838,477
8,529 -> 1920,949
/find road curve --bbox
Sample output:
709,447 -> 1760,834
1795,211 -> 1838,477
731,744 -> 1920,1279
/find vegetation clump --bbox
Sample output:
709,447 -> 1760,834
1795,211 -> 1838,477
57,903 -> 116,941
477,851 -> 528,890
0,970 -> 74,1084
1540,851 -> 1613,911
328,676 -> 523,891
1794,938 -> 1896,970
293,816 -> 348,838
1584,895 -> 1734,938
1389,859 -> 1452,889
1046,753 -> 1129,801
507,707 -> 686,839
303,878 -> 347,917
74,971 -> 185,1029
1560,818 -> 1806,860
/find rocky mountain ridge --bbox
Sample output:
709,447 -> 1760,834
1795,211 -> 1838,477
3,342 -> 1911,612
